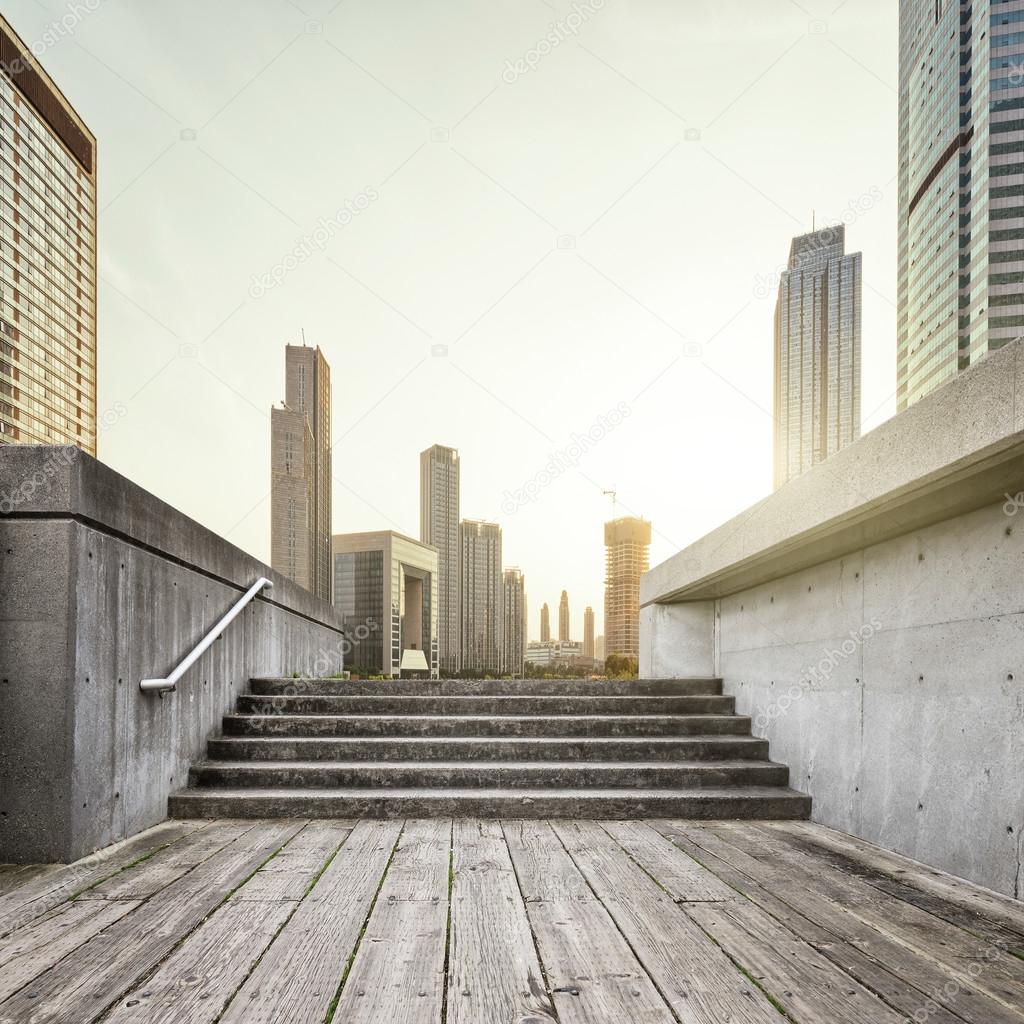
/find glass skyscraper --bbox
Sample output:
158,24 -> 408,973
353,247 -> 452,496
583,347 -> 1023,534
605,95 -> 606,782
897,0 -> 1024,409
0,15 -> 97,453
773,225 -> 862,488
459,519 -> 503,674
420,444 -> 460,674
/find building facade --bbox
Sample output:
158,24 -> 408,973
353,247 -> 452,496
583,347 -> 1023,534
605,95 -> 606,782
332,530 -> 438,678
897,0 -> 1024,410
501,567 -> 526,676
271,344 -> 332,600
773,225 -> 862,488
583,606 -> 595,660
0,15 -> 97,453
420,444 -> 460,674
604,516 -> 651,660
558,590 -> 570,641
525,640 -> 585,668
459,519 -> 503,674
540,602 -> 551,642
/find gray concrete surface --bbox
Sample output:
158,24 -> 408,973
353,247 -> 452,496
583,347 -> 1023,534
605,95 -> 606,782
641,339 -> 1024,898
0,446 -> 345,863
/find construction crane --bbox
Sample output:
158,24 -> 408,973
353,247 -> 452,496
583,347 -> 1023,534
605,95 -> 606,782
602,489 -> 618,517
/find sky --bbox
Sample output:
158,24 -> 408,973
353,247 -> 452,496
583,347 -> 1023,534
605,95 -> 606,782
9,0 -> 899,642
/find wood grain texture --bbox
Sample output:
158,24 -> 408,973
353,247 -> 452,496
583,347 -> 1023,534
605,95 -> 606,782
503,819 -> 676,1024
331,820 -> 452,1024
447,819 -> 556,1024
218,819 -> 402,1024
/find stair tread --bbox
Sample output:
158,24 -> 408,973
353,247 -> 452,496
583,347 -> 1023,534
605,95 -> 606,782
226,712 -> 746,721
213,734 -> 760,744
196,758 -> 785,770
173,785 -> 808,799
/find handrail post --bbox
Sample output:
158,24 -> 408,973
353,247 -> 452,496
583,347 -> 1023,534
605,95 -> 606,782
140,577 -> 273,693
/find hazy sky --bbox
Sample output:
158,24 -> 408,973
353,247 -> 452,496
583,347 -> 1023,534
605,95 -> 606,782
10,0 -> 898,640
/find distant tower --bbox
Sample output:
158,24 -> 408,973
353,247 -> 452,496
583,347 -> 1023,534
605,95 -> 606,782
502,568 -> 527,677
604,517 -> 651,661
271,343 -> 332,601
459,520 -> 503,674
420,445 -> 460,674
540,603 -> 551,643
583,606 -> 595,660
774,225 -> 861,489
558,591 -> 570,642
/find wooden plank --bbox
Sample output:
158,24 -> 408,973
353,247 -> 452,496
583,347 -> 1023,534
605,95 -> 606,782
552,821 -> 784,1024
768,821 -> 1024,945
101,822 -> 352,1024
0,821 -> 301,1024
77,821 -> 258,900
0,866 -> 60,898
0,899 -> 142,1003
0,820 -> 207,937
503,819 -> 676,1023
218,819 -> 403,1024
447,819 -> 556,1024
656,822 -> 1024,1024
331,820 -> 451,1024
685,899 -> 911,1024
717,822 -> 1024,1011
601,820 -> 736,901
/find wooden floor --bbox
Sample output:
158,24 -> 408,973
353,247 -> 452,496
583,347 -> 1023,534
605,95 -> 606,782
1,820 -> 1022,1023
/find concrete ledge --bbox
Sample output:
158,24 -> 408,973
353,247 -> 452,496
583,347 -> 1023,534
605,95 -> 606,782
0,447 -> 345,863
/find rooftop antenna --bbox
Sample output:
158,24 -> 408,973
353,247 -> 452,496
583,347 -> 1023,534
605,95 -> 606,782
812,209 -> 816,231
300,327 -> 307,346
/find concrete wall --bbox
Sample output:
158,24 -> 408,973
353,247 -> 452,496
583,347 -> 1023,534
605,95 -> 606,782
641,339 -> 1024,898
0,446 -> 345,863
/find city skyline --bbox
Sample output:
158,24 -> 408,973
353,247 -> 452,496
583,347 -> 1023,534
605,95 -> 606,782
2,0 -> 900,626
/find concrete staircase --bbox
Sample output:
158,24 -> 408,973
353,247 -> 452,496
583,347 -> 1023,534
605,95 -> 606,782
168,677 -> 812,819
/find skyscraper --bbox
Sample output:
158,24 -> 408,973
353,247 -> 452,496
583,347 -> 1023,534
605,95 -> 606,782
459,519 -> 503,674
897,0 -> 1024,410
0,15 -> 97,453
558,590 -> 570,641
271,344 -> 332,601
540,603 -> 551,642
773,225 -> 862,488
604,516 -> 651,661
502,568 -> 526,677
420,445 -> 460,674
583,606 -> 595,660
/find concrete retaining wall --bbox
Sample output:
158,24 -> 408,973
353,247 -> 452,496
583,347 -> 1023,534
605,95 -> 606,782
641,340 -> 1024,898
0,446 -> 345,863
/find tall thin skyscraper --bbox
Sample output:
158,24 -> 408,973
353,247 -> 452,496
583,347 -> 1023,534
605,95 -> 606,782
502,568 -> 526,677
583,606 -> 595,660
459,520 -> 503,674
540,603 -> 551,643
0,15 -> 97,453
897,0 -> 1024,410
420,445 -> 460,674
271,344 -> 332,601
558,590 -> 570,641
773,225 -> 862,488
604,516 -> 651,661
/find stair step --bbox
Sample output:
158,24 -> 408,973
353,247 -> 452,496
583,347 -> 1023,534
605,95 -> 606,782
236,694 -> 736,717
168,786 -> 812,820
222,713 -> 753,738
189,759 -> 790,789
206,735 -> 770,763
250,677 -> 722,697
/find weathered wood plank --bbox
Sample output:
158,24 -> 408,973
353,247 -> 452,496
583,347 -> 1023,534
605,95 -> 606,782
447,819 -> 556,1024
0,821 -> 301,1024
657,822 -> 1024,1024
553,820 -> 784,1024
218,819 -> 402,1024
603,820 -> 735,901
718,822 -> 1024,1011
0,899 -> 142,1003
685,899 -> 911,1024
332,820 -> 451,1024
0,820 -> 207,938
768,821 -> 1024,946
503,820 -> 676,1024
0,866 -> 60,898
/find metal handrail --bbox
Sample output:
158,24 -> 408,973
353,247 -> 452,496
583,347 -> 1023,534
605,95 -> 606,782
140,577 -> 273,693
